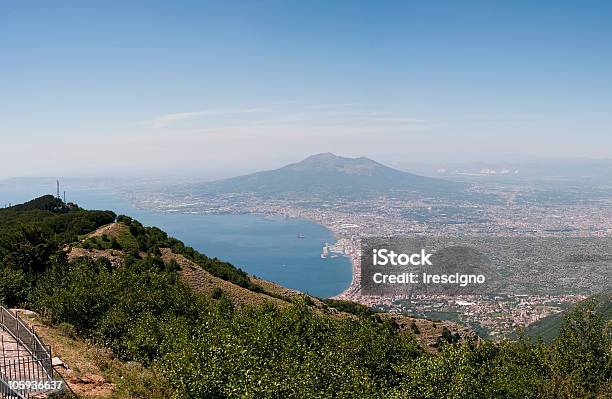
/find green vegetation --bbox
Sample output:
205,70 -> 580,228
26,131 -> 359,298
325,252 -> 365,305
80,224 -> 138,251
323,298 -> 375,318
0,197 -> 610,398
524,291 -> 612,342
0,195 -> 115,242
114,215 -> 263,292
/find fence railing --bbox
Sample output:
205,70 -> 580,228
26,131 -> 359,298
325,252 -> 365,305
0,357 -> 51,398
0,306 -> 70,398
0,308 -> 52,379
0,375 -> 25,399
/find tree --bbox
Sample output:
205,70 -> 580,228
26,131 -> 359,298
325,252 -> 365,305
548,299 -> 611,396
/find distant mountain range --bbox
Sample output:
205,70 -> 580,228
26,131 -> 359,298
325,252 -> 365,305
199,153 -> 464,197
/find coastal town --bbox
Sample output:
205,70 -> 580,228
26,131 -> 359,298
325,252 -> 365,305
121,179 -> 612,338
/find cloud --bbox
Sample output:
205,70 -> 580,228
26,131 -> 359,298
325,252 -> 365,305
305,103 -> 357,110
140,105 -> 425,136
362,117 -> 425,124
143,108 -> 265,128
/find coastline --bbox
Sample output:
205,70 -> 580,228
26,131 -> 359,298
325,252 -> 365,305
0,181 -> 356,298
123,198 -> 357,298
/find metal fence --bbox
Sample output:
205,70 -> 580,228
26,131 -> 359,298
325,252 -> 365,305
0,307 -> 79,398
0,306 -> 59,398
0,308 -> 52,379
0,357 -> 48,398
0,376 -> 25,399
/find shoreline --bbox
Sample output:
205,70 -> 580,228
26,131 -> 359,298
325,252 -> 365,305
124,200 -> 358,298
141,206 -> 360,299
55,185 -> 357,299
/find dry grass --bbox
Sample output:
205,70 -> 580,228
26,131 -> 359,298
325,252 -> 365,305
67,248 -> 124,266
385,313 -> 481,352
159,248 -> 290,308
85,223 -> 125,239
248,276 -> 326,307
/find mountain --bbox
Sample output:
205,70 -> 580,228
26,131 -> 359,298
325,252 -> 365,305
0,194 -> 115,239
524,291 -> 612,342
199,153 -> 464,197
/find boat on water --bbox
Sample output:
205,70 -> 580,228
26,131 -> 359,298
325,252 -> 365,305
321,243 -> 329,258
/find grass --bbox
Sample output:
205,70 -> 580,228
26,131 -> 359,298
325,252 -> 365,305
21,313 -> 170,399
80,223 -> 139,251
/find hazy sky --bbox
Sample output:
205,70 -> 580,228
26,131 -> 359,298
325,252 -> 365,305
1,1 -> 611,179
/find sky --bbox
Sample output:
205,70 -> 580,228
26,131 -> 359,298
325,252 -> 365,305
1,1 -> 611,179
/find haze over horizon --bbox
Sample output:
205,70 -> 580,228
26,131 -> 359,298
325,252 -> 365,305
2,1 -> 612,179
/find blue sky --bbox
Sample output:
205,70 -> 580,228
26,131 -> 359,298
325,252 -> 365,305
1,1 -> 611,178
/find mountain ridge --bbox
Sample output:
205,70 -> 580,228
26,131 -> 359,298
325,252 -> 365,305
523,290 -> 612,342
199,153 -> 464,197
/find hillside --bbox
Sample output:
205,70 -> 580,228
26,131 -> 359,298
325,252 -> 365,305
524,291 -> 612,342
198,153 -> 464,198
1,196 -> 474,352
74,221 -> 475,351
17,309 -> 169,398
0,196 -> 610,398
0,195 -> 115,240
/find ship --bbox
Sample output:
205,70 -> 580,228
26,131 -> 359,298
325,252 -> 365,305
321,243 -> 329,258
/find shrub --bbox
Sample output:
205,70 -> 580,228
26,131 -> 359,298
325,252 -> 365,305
211,288 -> 223,300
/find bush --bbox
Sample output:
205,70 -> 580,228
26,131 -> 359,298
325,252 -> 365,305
57,322 -> 77,339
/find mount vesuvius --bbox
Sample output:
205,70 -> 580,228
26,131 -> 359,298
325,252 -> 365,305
198,153 -> 465,198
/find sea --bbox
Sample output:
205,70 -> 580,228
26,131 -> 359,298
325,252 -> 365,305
0,178 -> 352,298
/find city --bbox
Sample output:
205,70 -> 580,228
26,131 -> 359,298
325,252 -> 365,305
119,176 -> 612,338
